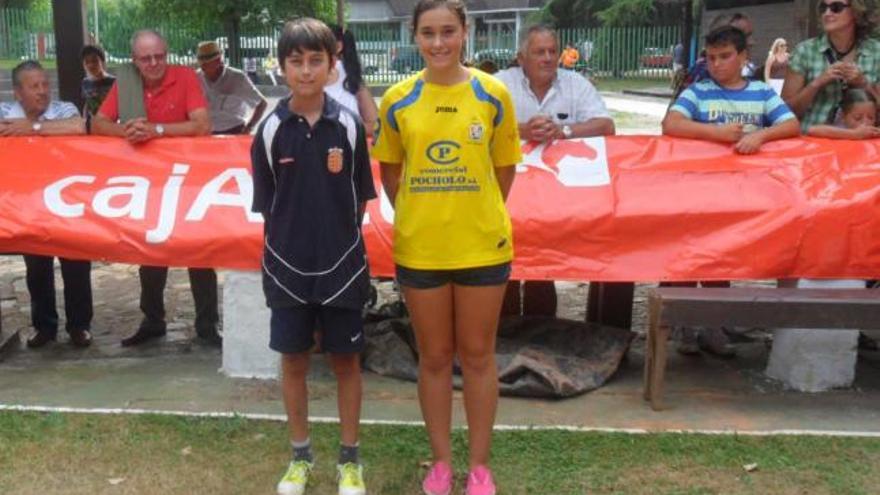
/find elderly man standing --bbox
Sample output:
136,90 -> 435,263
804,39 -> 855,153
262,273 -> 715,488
495,24 -> 615,318
92,30 -> 219,347
0,60 -> 93,348
195,41 -> 267,135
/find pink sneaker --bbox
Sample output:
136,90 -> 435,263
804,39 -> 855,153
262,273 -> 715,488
466,465 -> 496,495
422,461 -> 453,495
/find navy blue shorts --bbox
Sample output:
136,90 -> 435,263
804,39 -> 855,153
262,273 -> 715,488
269,305 -> 364,354
395,262 -> 511,289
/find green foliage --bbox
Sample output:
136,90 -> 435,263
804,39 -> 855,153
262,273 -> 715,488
542,0 -> 612,28
597,0 -> 656,27
140,0 -> 336,27
0,0 -> 39,9
542,0 -> 661,28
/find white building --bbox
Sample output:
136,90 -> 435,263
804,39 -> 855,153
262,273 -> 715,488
348,0 -> 544,54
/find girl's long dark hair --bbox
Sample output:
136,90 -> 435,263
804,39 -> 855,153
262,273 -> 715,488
329,24 -> 363,95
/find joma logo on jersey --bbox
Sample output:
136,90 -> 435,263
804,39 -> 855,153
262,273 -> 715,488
426,141 -> 461,165
435,106 -> 458,113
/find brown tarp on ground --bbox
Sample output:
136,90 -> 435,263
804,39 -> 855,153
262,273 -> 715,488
362,315 -> 634,399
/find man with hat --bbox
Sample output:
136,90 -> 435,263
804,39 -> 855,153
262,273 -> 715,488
196,41 -> 267,135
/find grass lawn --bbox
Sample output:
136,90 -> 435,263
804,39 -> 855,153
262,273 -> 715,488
1,411 -> 878,495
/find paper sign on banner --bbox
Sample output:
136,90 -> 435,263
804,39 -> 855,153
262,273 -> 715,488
517,137 -> 611,187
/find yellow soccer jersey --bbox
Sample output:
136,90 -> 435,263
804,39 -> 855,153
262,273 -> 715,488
372,69 -> 522,270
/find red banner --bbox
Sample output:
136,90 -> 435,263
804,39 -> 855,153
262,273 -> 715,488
1,135 -> 879,281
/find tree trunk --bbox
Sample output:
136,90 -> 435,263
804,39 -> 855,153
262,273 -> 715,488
51,0 -> 86,109
681,0 -> 693,64
226,16 -> 241,69
336,0 -> 344,28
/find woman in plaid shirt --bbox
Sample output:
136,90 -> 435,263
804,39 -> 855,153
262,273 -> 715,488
782,0 -> 880,131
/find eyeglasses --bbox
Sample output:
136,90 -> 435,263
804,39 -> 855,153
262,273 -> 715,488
818,1 -> 851,14
134,52 -> 167,65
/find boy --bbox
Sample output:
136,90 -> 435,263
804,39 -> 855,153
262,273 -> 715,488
661,25 -> 801,357
663,25 -> 800,154
80,45 -> 116,119
250,18 -> 376,495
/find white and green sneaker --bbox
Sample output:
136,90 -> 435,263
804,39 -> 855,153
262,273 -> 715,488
277,460 -> 313,495
337,462 -> 366,495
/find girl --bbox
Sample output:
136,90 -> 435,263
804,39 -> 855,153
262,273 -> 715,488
326,24 -> 379,137
764,38 -> 789,95
371,2 -> 522,494
807,88 -> 880,139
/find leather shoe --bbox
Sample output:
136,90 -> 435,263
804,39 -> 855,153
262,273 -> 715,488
196,328 -> 222,347
121,327 -> 166,347
69,329 -> 92,348
27,331 -> 56,348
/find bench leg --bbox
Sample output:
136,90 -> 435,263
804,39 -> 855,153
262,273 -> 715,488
643,315 -> 654,401
650,324 -> 670,411
644,296 -> 660,403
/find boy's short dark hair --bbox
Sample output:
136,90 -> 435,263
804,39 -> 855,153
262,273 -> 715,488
277,18 -> 336,63
704,26 -> 747,53
81,44 -> 106,62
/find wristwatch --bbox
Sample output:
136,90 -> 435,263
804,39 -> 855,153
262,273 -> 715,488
155,124 -> 165,136
562,124 -> 573,139
31,122 -> 42,134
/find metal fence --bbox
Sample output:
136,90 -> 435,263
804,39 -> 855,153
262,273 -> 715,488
351,24 -> 680,84
0,8 -> 54,60
1,7 -> 679,85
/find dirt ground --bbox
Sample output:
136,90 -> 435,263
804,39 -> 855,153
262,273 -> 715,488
0,255 -> 652,345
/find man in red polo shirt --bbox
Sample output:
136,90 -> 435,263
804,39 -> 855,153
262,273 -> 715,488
92,30 -> 219,347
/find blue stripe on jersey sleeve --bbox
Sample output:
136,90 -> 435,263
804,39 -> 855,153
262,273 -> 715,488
766,104 -> 794,125
671,94 -> 698,119
387,79 -> 425,132
691,88 -> 776,103
470,77 -> 503,127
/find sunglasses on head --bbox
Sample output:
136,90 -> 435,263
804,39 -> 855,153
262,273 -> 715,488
818,1 -> 851,14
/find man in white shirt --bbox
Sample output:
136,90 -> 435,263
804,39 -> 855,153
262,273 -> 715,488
0,61 -> 85,137
196,41 -> 267,135
495,25 -> 615,317
495,24 -> 614,144
0,60 -> 93,349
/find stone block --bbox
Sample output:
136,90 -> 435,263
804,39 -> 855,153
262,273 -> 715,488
765,279 -> 863,392
221,270 -> 279,379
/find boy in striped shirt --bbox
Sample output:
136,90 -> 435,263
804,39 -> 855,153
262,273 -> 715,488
663,25 -> 800,153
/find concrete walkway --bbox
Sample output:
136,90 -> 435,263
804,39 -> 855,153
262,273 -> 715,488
2,258 -> 880,435
602,92 -> 669,118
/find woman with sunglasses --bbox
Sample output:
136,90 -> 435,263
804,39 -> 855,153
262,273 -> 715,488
782,0 -> 880,131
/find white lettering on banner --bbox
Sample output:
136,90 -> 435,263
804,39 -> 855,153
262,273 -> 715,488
146,163 -> 189,244
44,175 -> 96,218
516,137 -> 611,187
42,164 -> 263,245
185,168 -> 263,223
92,177 -> 150,219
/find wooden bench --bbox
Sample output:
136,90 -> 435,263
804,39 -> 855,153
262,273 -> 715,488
643,287 -> 880,411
